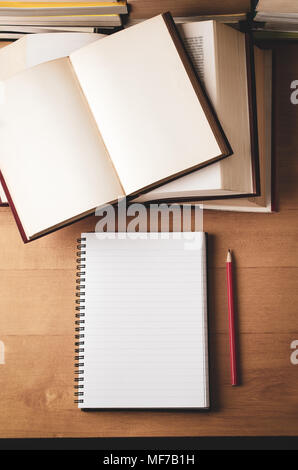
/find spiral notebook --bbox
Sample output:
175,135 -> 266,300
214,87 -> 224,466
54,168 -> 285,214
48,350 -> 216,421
75,232 -> 209,410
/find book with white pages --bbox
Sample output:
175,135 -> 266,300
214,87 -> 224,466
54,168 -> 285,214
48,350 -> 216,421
0,14 -> 229,242
0,31 -> 103,81
0,31 -> 103,206
0,14 -> 122,26
0,25 -> 97,33
75,232 -> 209,410
134,21 -> 271,209
200,45 -> 274,213
135,35 -> 274,212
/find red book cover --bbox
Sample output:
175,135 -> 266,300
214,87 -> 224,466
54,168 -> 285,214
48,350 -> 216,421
0,170 -> 28,243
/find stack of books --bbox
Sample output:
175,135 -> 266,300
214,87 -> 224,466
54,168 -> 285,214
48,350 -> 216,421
252,0 -> 298,41
254,0 -> 298,31
0,0 -> 127,39
0,12 -> 274,243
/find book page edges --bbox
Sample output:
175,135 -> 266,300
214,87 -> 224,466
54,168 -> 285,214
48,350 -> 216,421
248,47 -> 272,208
214,24 -> 258,195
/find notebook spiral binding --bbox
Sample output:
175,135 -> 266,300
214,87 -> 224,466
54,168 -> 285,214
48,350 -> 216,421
74,237 -> 86,405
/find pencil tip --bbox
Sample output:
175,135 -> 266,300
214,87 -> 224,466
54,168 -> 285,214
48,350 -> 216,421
226,250 -> 232,262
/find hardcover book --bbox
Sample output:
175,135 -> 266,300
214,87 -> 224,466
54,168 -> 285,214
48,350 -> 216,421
134,20 -> 261,203
0,13 -> 229,242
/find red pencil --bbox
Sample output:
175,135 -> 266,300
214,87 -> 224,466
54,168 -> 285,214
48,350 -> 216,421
226,249 -> 238,386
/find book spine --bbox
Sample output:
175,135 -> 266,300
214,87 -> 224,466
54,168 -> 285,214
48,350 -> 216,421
74,237 -> 86,405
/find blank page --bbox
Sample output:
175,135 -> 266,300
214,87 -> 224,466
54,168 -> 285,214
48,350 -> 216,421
0,32 -> 103,81
132,21 -> 223,201
79,232 -> 209,409
0,32 -> 103,207
0,58 -> 124,238
134,20 -> 252,201
70,15 -> 222,195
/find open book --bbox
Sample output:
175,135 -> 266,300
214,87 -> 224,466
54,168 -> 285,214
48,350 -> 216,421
134,20 -> 259,203
0,14 -> 229,241
0,13 -> 229,242
171,45 -> 273,212
201,46 -> 274,212
135,36 -> 273,212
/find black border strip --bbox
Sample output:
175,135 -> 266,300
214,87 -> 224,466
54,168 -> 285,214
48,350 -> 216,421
0,437 -> 297,450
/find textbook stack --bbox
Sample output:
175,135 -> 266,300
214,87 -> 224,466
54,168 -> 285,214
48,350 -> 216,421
0,11 -> 275,244
0,0 -> 127,39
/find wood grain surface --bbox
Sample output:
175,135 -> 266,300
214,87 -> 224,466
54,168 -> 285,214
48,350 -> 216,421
0,4 -> 298,437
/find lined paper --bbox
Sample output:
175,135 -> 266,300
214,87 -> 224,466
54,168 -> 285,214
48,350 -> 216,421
80,232 -> 209,409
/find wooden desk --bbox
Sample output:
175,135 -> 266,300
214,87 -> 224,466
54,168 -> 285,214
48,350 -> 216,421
1,3 -> 298,438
